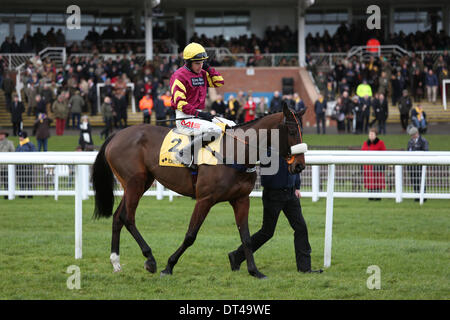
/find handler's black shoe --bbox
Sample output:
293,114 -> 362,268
228,251 -> 241,271
300,269 -> 323,274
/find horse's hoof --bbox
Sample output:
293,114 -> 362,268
228,252 -> 241,271
144,259 -> 157,274
160,268 -> 172,277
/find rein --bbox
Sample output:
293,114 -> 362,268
284,109 -> 303,164
221,111 -> 303,165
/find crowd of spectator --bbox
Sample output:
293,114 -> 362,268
0,23 -> 173,55
1,22 -> 450,141
310,47 -> 450,135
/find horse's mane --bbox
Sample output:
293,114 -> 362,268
231,111 -> 279,128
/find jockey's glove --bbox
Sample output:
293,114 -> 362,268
197,111 -> 214,121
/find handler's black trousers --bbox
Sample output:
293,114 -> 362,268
232,187 -> 312,272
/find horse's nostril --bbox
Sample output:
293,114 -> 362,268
295,164 -> 304,173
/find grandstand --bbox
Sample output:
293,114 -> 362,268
1,0 -> 450,131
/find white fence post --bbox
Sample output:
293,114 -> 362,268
74,165 -> 83,259
395,165 -> 403,203
156,181 -> 164,200
54,165 -> 59,201
420,165 -> 427,205
8,164 -> 15,200
324,164 -> 335,268
311,165 -> 320,202
82,164 -> 89,200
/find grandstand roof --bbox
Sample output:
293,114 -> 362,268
1,0 -> 446,13
2,0 -> 443,11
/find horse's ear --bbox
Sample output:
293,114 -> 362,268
297,107 -> 307,118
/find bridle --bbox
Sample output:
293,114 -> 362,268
284,109 -> 303,165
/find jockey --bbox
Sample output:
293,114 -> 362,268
170,42 -> 234,169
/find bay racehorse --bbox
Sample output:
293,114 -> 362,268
92,103 -> 307,279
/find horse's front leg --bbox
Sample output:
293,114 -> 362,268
161,196 -> 214,276
230,196 -> 266,279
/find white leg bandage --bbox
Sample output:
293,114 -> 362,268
110,253 -> 121,272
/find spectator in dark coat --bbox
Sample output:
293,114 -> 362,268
100,96 -> 114,139
398,89 -> 412,131
407,126 -> 429,199
112,92 -> 128,128
269,91 -> 283,113
2,73 -> 14,111
19,32 -> 34,52
68,90 -> 85,129
351,96 -> 363,134
10,94 -> 24,136
412,69 -> 425,102
390,73 -> 402,106
211,94 -> 227,117
372,93 -> 388,134
314,94 -> 327,134
34,94 -> 47,118
359,95 -> 371,134
153,94 -> 167,126
87,79 -> 98,115
32,113 -> 53,152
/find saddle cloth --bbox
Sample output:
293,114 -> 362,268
159,123 -> 226,167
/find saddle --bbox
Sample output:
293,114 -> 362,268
159,124 -> 226,168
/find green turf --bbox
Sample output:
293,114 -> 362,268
6,133 -> 450,151
0,196 -> 448,300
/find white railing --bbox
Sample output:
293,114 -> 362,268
14,47 -> 67,101
5,47 -> 66,70
347,45 -> 411,60
1,151 -> 449,266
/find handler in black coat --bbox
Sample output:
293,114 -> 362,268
228,156 -> 322,273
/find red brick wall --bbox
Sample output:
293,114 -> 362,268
214,67 -> 317,127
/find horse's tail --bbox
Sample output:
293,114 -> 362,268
92,134 -> 116,219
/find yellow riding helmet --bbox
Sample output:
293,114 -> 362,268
183,42 -> 208,61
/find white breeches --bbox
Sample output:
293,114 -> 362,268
175,110 -> 235,136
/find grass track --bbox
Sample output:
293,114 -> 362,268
0,196 -> 448,300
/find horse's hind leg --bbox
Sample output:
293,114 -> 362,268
161,197 -> 214,276
110,199 -> 125,272
122,174 -> 157,273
